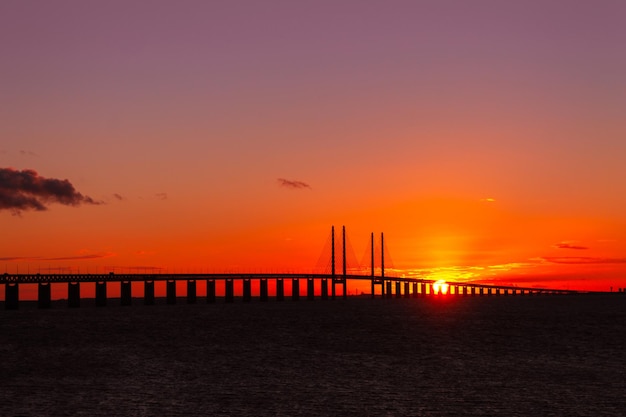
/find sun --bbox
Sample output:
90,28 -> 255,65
432,279 -> 449,295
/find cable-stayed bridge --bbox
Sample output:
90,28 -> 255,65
1,226 -> 580,310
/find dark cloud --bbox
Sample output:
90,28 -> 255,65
555,243 -> 589,250
155,192 -> 168,200
277,178 -> 311,189
0,256 -> 40,261
43,253 -> 114,261
542,257 -> 626,264
0,167 -> 101,214
0,253 -> 114,262
113,193 -> 124,201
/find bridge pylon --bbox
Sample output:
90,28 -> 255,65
331,225 -> 347,300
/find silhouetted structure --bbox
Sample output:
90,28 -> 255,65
1,226 -> 581,310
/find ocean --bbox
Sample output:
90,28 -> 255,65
1,295 -> 625,416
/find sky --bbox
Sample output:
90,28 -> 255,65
2,0 -> 626,293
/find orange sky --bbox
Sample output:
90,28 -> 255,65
2,1 -> 626,293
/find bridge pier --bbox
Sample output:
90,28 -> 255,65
260,279 -> 268,301
187,280 -> 197,304
321,278 -> 328,300
395,281 -> 401,298
206,280 -> 216,303
404,282 -> 410,298
121,281 -> 132,306
412,282 -> 418,298
38,282 -> 51,309
307,278 -> 314,300
225,279 -> 234,302
276,278 -> 284,301
386,281 -> 392,298
292,279 -> 299,301
242,279 -> 251,302
144,281 -> 155,305
68,282 -> 80,308
471,286 -> 476,296
95,282 -> 107,307
418,282 -> 424,296
5,283 -> 19,310
166,280 -> 176,304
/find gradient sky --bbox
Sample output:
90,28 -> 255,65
2,0 -> 626,292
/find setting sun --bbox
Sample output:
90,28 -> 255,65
432,279 -> 449,295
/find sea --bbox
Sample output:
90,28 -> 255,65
1,294 -> 625,416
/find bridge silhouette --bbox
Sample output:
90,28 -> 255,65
1,226 -> 579,310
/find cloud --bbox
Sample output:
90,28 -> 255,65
541,256 -> 626,265
19,150 -> 38,157
480,198 -> 495,203
0,167 -> 102,214
0,252 -> 114,262
113,193 -> 124,201
277,178 -> 311,189
554,242 -> 589,250
155,192 -> 168,200
43,252 -> 115,261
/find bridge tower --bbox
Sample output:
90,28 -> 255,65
331,225 -> 347,300
370,232 -> 386,298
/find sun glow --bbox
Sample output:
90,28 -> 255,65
432,279 -> 449,295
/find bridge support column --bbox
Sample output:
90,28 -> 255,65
5,283 -> 19,310
479,287 -> 484,296
292,279 -> 299,301
386,281 -> 392,298
488,288 -> 493,296
503,288 -> 508,296
307,278 -> 314,300
260,279 -> 268,301
166,280 -> 176,304
463,286 -> 468,296
395,281 -> 401,298
144,281 -> 155,305
418,282 -> 424,296
242,279 -> 251,302
206,280 -> 216,303
321,279 -> 328,300
187,280 -> 197,304
412,282 -> 418,298
404,282 -> 410,298
225,279 -> 234,303
471,287 -> 476,296
38,282 -> 51,309
496,288 -> 501,296
121,281 -> 131,306
276,279 -> 284,301
68,282 -> 80,308
95,282 -> 107,307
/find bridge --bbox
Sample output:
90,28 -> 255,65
1,226 -> 579,309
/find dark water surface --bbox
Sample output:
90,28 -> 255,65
1,295 -> 625,416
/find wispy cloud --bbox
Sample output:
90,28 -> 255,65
277,178 -> 311,189
155,192 -> 168,200
554,242 -> 589,250
43,252 -> 115,261
0,252 -> 114,262
113,193 -> 124,201
541,257 -> 626,264
0,167 -> 102,214
19,150 -> 38,157
480,198 -> 495,203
